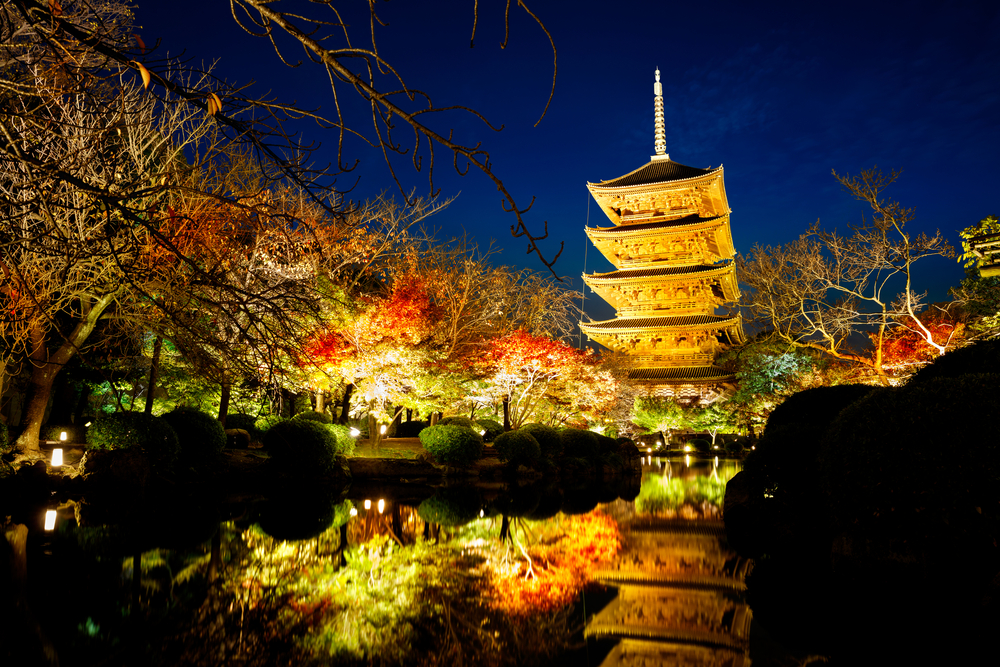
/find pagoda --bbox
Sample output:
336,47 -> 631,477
580,69 -> 744,401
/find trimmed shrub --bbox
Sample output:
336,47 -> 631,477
226,413 -> 262,442
396,420 -> 428,438
595,433 -> 619,455
910,339 -> 1000,384
765,384 -> 875,434
263,419 -> 340,477
162,407 -> 227,464
520,422 -> 562,458
559,428 -> 600,460
492,430 -> 541,468
327,423 -> 357,456
293,410 -> 333,424
418,425 -> 484,465
255,415 -> 287,434
686,438 -> 711,453
438,416 -> 477,429
417,487 -> 482,526
86,412 -> 179,472
476,418 -> 504,443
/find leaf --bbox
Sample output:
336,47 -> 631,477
211,93 -> 223,115
133,61 -> 151,89
207,95 -> 218,116
134,34 -> 147,54
48,0 -> 63,17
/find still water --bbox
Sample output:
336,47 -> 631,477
13,457 -> 750,666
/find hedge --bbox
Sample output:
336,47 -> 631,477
162,407 -> 227,464
559,428 -> 600,460
418,425 -> 484,465
293,410 -> 334,424
492,430 -> 541,468
327,423 -> 357,456
476,418 -> 504,443
520,423 -> 562,458
438,416 -> 478,429
263,419 -> 340,477
86,412 -> 180,472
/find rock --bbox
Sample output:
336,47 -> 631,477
225,428 -> 251,450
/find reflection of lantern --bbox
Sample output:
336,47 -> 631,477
364,499 -> 371,510
350,508 -> 358,517
51,449 -> 63,467
349,428 -> 360,437
44,510 -> 56,531
685,455 -> 691,467
479,509 -> 484,518
59,431 -> 68,442
377,499 -> 385,514
647,448 -> 652,453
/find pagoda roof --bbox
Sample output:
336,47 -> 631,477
586,261 -> 733,282
589,158 -> 722,190
581,314 -> 741,331
629,366 -> 736,382
586,213 -> 724,235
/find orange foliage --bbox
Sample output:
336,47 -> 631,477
875,314 -> 965,373
485,512 -> 620,615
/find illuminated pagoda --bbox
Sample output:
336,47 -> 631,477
580,69 -> 744,400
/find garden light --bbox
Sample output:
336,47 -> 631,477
349,507 -> 358,517
683,445 -> 692,452
51,449 -> 63,467
364,499 -> 372,510
377,499 -> 385,514
85,421 -> 91,427
379,425 -> 387,435
60,431 -> 67,441
44,510 -> 56,531
479,429 -> 486,436
479,509 -> 484,517
349,428 -> 360,437
647,447 -> 652,453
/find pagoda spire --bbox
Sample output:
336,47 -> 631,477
653,68 -> 667,158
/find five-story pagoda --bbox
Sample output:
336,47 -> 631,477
580,70 -> 744,400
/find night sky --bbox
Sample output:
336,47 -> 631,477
140,1 -> 1000,326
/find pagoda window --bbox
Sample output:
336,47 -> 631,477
711,283 -> 725,299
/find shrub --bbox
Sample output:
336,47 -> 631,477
492,430 -> 541,468
476,418 -> 504,443
685,438 -> 711,453
417,487 -> 482,526
86,412 -> 179,472
327,423 -> 357,456
263,419 -> 340,477
520,423 -> 562,458
559,428 -> 600,460
41,424 -> 84,443
595,433 -> 619,455
910,339 -> 1000,383
438,416 -> 477,429
765,384 -> 875,434
0,421 -> 9,454
293,410 -> 333,424
418,425 -> 484,465
396,420 -> 428,438
226,414 -> 263,441
255,415 -> 287,433
162,407 -> 227,464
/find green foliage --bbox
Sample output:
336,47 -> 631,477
41,424 -> 85,443
632,396 -> 687,435
685,438 -> 711,453
161,407 -> 227,463
293,410 -> 333,424
520,422 -> 562,458
292,393 -> 312,415
85,412 -> 179,471
224,413 -> 262,441
438,415 -> 477,429
635,474 -> 728,514
476,418 -> 504,443
254,415 -> 287,433
417,487 -> 482,526
326,423 -> 357,456
418,425 -> 484,465
958,215 -> 1000,268
558,428 -> 600,460
263,419 -> 340,477
492,430 -> 541,468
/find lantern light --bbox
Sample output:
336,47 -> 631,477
85,421 -> 92,427
44,510 -> 56,531
684,445 -> 692,452
51,449 -> 63,467
479,509 -> 484,518
647,447 -> 652,453
349,507 -> 358,517
59,431 -> 68,442
349,428 -> 361,437
377,499 -> 385,514
379,425 -> 387,435
364,499 -> 372,510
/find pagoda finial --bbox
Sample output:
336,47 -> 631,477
653,68 -> 667,157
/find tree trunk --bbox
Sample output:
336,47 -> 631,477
218,372 -> 231,429
502,397 -> 511,431
338,384 -> 353,425
144,336 -> 162,415
406,408 -> 412,423
315,390 -> 325,414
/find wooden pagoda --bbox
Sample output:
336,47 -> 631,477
580,69 -> 744,400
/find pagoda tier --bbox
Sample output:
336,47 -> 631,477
585,213 -> 736,269
583,261 -> 740,317
580,314 -> 743,368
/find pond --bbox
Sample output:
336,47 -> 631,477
6,457 -> 776,667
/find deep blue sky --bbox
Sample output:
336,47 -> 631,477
140,1 -> 1000,325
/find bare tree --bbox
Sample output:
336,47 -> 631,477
738,168 -> 954,383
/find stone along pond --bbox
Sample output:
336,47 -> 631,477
8,457 -> 765,667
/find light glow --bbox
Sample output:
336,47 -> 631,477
479,509 -> 485,517
685,455 -> 691,466
364,499 -> 372,510
349,507 -> 358,517
59,431 -> 67,442
349,427 -> 361,437
683,445 -> 692,452
51,449 -> 63,467
377,499 -> 385,514
379,425 -> 387,435
646,447 -> 652,453
85,421 -> 92,427
44,510 -> 56,531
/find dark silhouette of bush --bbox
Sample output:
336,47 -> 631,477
162,407 -> 227,465
0,421 -> 9,455
910,338 -> 1000,383
476,418 -> 504,443
292,410 -> 333,424
595,433 -> 619,455
225,414 -> 263,442
257,487 -> 343,541
396,420 -> 428,438
686,438 -> 711,453
418,425 -> 484,465
492,430 -> 541,468
765,384 -> 876,434
559,428 -> 600,460
86,412 -> 180,472
263,419 -> 340,477
438,415 -> 477,429
418,487 -> 482,526
520,423 -> 562,458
